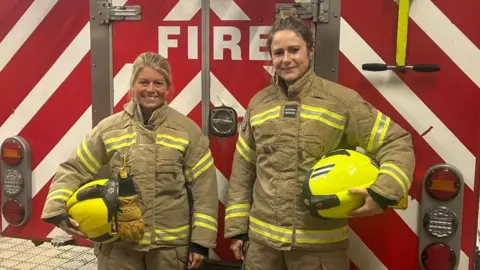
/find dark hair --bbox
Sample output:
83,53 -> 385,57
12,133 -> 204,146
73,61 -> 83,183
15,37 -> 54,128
266,15 -> 314,54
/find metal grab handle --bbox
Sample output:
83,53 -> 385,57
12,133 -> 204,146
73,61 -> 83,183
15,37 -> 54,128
362,63 -> 440,72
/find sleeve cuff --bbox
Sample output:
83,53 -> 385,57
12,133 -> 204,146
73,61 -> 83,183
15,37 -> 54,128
367,188 -> 398,209
189,242 -> 209,257
232,233 -> 249,242
42,213 -> 69,226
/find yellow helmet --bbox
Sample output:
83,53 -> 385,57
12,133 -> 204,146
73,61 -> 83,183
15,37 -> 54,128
302,149 -> 379,219
66,178 -> 120,243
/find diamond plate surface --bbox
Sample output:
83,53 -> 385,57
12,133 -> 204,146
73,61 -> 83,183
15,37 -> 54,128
0,237 -> 97,270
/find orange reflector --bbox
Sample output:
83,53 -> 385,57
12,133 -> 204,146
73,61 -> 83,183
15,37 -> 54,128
1,140 -> 24,166
425,168 -> 460,201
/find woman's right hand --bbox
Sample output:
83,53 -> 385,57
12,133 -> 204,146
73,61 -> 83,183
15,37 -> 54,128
58,218 -> 87,238
230,239 -> 244,260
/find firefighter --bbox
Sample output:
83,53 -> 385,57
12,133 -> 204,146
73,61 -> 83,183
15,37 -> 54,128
41,52 -> 219,270
224,14 -> 415,270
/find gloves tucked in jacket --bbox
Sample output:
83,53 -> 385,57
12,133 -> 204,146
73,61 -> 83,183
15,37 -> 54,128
116,171 -> 145,242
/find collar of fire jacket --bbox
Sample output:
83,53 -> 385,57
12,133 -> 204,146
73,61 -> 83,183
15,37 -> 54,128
275,67 -> 316,100
124,100 -> 168,128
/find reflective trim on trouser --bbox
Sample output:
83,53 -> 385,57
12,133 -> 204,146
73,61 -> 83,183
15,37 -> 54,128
244,240 -> 350,270
97,243 -> 188,270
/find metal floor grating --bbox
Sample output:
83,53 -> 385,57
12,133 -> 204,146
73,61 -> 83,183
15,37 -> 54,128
0,237 -> 96,270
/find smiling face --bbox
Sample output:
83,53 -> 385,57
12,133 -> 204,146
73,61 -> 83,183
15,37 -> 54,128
270,30 -> 313,83
131,66 -> 169,113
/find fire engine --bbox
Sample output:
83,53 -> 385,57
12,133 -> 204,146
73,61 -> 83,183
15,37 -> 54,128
1,0 -> 479,269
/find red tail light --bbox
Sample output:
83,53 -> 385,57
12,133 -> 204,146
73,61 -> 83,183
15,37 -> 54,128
2,199 -> 26,226
421,243 -> 457,270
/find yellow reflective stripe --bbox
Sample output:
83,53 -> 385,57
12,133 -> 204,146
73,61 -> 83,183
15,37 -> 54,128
185,150 -> 214,181
367,112 -> 391,153
138,232 -> 152,244
225,212 -> 249,220
194,222 -> 217,232
156,134 -> 189,152
45,188 -> 73,204
82,140 -> 100,168
249,216 -> 292,243
45,195 -> 69,204
379,163 -> 410,194
250,106 -> 281,126
295,226 -> 349,244
300,105 -> 345,130
194,213 -> 218,231
194,213 -> 217,224
76,139 -> 101,174
105,132 -> 136,153
235,135 -> 255,164
225,204 -> 250,220
155,225 -> 190,241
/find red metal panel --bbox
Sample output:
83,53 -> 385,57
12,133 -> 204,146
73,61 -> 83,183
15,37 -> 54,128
0,0 -> 90,126
0,0 -> 35,41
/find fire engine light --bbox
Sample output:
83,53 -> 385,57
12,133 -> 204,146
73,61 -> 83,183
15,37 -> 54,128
3,169 -> 23,195
2,199 -> 26,226
1,139 -> 24,166
423,206 -> 458,239
421,243 -> 457,270
425,166 -> 460,201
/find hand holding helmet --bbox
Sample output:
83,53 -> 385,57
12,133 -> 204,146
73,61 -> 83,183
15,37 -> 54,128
348,188 -> 384,217
302,149 -> 382,219
57,217 -> 87,238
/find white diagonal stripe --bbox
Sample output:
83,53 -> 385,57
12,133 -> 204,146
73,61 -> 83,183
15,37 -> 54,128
0,0 -> 58,72
0,22 -> 90,145
168,72 -> 202,114
339,18 -> 475,191
340,17 -> 470,267
30,63 -> 132,197
348,230 -> 387,270
164,0 -> 250,21
395,0 -> 480,88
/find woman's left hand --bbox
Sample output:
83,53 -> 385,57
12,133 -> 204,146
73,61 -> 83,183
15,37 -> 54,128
348,188 -> 384,217
188,252 -> 206,269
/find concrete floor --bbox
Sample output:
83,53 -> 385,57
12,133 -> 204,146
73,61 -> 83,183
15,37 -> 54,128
0,237 -> 96,270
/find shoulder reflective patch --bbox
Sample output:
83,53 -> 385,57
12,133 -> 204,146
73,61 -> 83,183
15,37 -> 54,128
284,104 -> 298,118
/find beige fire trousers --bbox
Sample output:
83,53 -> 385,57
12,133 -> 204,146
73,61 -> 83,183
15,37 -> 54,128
243,240 -> 350,270
97,242 -> 188,270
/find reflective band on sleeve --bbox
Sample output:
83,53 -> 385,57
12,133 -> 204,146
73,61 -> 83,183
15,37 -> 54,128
155,225 -> 190,241
104,132 -> 136,153
295,226 -> 349,244
379,163 -> 410,194
185,150 -> 214,182
193,213 -> 217,232
225,204 -> 250,220
77,138 -> 101,174
139,225 -> 191,244
235,135 -> 256,164
367,112 -> 391,153
299,105 -> 346,130
250,106 -> 281,127
45,188 -> 73,204
138,232 -> 152,245
249,216 -> 293,244
156,134 -> 189,152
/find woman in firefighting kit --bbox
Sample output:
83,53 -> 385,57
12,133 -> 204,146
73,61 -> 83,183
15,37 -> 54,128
40,52 -> 219,270
224,14 -> 415,270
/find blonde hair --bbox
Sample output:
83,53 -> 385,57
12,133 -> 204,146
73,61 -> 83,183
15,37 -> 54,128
129,52 -> 172,89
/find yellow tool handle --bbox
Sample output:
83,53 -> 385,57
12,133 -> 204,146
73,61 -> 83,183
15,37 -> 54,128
396,0 -> 410,66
